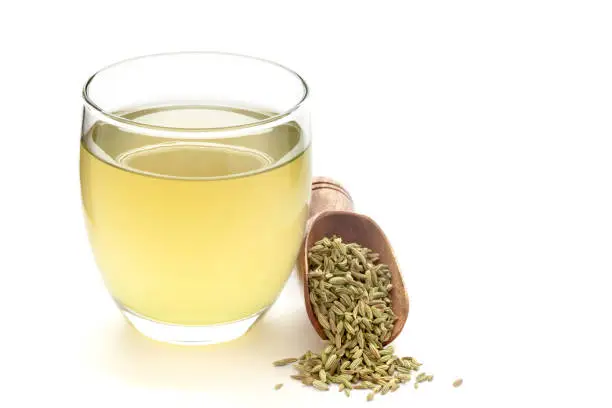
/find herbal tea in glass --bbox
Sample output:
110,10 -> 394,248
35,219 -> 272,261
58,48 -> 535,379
80,53 -> 311,344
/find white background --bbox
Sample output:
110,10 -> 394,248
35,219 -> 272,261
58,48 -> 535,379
1,1 -> 611,407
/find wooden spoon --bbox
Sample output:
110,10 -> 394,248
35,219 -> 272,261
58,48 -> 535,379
297,177 -> 409,345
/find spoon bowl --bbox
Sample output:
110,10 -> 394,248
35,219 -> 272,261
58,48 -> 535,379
297,178 -> 409,345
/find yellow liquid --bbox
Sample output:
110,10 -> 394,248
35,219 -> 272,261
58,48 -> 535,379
80,106 -> 311,325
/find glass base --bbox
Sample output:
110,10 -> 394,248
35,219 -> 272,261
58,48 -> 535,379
118,304 -> 267,345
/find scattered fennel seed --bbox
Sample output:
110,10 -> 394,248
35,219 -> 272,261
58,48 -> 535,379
273,358 -> 298,367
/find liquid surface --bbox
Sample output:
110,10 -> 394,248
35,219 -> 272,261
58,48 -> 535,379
81,106 -> 311,325
117,142 -> 273,178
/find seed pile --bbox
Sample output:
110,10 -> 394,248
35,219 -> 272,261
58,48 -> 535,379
273,236 -> 433,400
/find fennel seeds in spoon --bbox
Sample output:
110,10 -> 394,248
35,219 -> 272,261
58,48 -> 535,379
274,236 -> 433,400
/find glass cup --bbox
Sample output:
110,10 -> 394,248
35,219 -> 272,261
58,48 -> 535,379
80,52 -> 311,344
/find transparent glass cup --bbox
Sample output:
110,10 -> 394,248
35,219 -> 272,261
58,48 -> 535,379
80,53 -> 311,344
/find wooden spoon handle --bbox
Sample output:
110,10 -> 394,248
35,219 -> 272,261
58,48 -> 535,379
309,177 -> 354,224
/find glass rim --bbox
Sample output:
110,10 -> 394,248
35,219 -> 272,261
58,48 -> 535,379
82,51 -> 309,137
